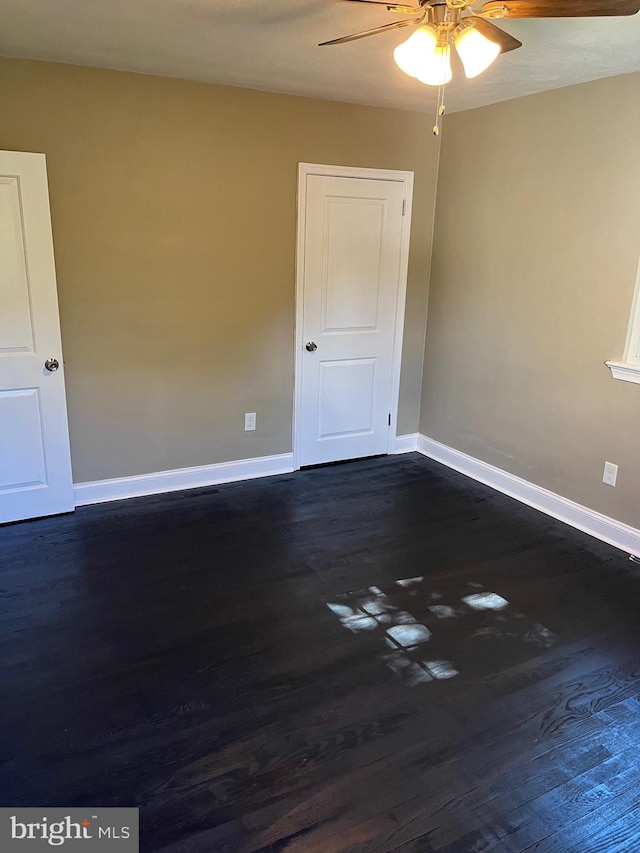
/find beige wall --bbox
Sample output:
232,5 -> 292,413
421,73 -> 640,528
0,58 -> 438,482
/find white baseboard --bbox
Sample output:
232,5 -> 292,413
416,434 -> 640,558
74,452 -> 295,507
393,433 -> 419,454
73,435 -> 640,559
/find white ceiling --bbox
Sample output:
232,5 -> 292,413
0,0 -> 639,113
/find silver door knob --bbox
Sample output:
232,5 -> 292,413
44,357 -> 60,372
305,342 -> 318,352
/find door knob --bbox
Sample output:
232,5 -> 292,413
305,342 -> 318,352
44,357 -> 60,372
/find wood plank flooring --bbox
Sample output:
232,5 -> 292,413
1,453 -> 639,852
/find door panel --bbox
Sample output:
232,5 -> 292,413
0,151 -> 73,523
322,198 -> 384,332
298,171 -> 408,467
0,389 -> 47,489
0,177 -> 36,352
318,358 -> 377,439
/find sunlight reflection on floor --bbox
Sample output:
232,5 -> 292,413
325,577 -> 556,687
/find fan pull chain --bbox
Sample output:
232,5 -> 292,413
433,84 -> 446,137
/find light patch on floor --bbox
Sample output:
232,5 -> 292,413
359,595 -> 397,616
462,592 -> 509,611
383,652 -> 433,685
326,586 -> 418,635
394,611 -> 419,624
524,623 -> 556,648
326,603 -> 352,618
342,614 -> 379,633
423,660 -> 459,680
382,652 -> 459,683
386,623 -> 432,649
395,577 -> 423,588
428,605 -> 457,619
325,577 -> 556,687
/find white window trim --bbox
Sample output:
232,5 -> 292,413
606,259 -> 640,385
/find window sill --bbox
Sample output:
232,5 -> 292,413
606,361 -> 640,385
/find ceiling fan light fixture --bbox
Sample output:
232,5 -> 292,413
453,22 -> 501,78
393,25 -> 438,79
416,43 -> 452,87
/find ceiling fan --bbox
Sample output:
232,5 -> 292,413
320,0 -> 640,121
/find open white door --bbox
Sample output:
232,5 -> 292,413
295,164 -> 412,468
0,151 -> 73,523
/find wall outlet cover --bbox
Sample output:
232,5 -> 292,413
603,461 -> 618,487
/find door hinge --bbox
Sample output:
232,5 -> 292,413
388,413 -> 391,426
402,199 -> 406,216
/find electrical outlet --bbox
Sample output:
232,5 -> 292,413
244,412 -> 256,432
603,461 -> 618,487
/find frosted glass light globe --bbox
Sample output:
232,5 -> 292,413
417,44 -> 452,86
454,25 -> 500,78
393,26 -> 438,79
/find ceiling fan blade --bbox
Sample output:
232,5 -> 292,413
464,16 -> 522,51
335,0 -> 423,12
479,0 -> 640,18
319,16 -> 423,45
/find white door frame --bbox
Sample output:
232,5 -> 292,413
293,162 -> 414,470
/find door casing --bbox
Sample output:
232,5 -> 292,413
293,163 -> 414,470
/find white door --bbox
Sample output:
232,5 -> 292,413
296,166 -> 412,467
0,151 -> 73,524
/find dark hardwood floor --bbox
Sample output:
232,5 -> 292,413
1,453 -> 640,852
